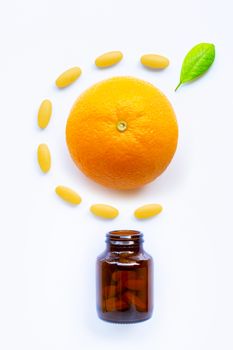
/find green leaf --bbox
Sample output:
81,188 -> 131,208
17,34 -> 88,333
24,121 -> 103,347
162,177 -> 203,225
175,43 -> 215,91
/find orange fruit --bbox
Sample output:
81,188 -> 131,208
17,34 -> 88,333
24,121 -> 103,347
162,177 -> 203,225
66,76 -> 178,190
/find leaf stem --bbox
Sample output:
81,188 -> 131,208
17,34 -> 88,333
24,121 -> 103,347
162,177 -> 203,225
175,82 -> 182,91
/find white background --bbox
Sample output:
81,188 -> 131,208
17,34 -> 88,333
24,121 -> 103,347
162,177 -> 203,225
0,0 -> 233,349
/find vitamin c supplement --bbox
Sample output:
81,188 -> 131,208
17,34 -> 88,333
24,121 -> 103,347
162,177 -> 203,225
96,230 -> 153,323
90,204 -> 119,219
141,54 -> 169,69
105,297 -> 128,312
55,67 -> 82,88
123,291 -> 146,312
95,51 -> 123,68
37,144 -> 51,173
124,279 -> 145,291
134,204 -> 163,219
55,186 -> 82,205
37,99 -> 52,129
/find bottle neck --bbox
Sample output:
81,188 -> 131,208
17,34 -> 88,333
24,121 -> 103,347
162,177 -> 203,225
106,230 -> 144,253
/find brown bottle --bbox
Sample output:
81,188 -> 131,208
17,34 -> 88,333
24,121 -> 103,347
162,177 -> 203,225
96,230 -> 153,323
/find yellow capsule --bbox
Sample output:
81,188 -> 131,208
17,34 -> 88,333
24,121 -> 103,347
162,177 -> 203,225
90,204 -> 119,219
134,204 -> 163,219
55,67 -> 82,88
55,186 -> 82,205
95,51 -> 123,68
37,99 -> 52,129
141,54 -> 169,69
37,144 -> 51,173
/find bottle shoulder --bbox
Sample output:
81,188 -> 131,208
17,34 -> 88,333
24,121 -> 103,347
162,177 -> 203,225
97,249 -> 152,263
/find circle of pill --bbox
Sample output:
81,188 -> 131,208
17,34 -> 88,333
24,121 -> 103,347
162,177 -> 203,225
37,144 -> 51,173
38,54 -> 168,219
134,204 -> 163,219
95,51 -> 123,68
38,99 -> 52,129
140,54 -> 169,69
55,186 -> 82,205
55,67 -> 82,88
90,204 -> 119,219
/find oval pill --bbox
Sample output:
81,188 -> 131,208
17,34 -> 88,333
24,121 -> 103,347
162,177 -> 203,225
141,54 -> 169,69
123,291 -> 146,311
90,204 -> 119,219
55,67 -> 82,88
125,279 -> 145,291
134,204 -> 163,219
105,297 -> 128,312
55,186 -> 82,205
112,270 -> 136,283
95,51 -> 123,68
102,285 -> 118,299
37,144 -> 51,173
37,99 -> 52,129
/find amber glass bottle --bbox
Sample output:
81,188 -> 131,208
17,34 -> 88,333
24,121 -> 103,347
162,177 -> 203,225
96,230 -> 153,323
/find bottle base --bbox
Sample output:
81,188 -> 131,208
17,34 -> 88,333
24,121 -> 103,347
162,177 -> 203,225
98,312 -> 152,324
